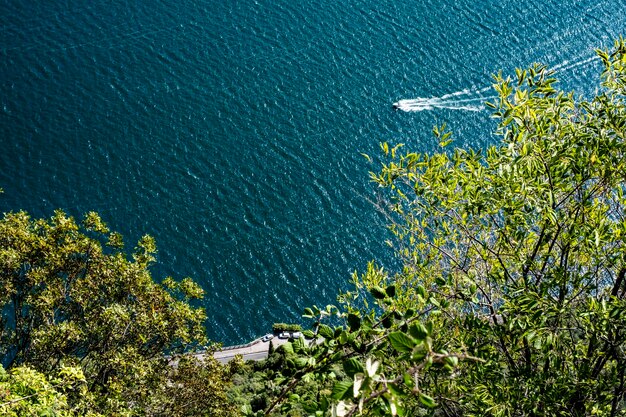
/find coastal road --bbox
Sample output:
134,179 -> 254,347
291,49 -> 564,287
212,337 -> 290,364
174,336 -> 320,366
214,349 -> 268,364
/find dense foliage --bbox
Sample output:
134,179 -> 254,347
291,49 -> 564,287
273,323 -> 304,333
235,39 -> 626,416
0,210 -> 235,415
0,365 -> 85,416
228,338 -> 335,417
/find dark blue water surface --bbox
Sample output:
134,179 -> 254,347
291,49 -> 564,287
1,0 -> 623,344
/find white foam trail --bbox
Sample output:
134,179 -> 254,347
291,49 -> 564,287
440,88 -> 472,99
393,87 -> 497,112
551,56 -> 597,73
438,86 -> 491,99
437,104 -> 484,112
435,95 -> 497,104
394,97 -> 487,112
398,103 -> 484,112
397,95 -> 492,106
398,105 -> 432,112
550,60 -> 570,72
394,54 -> 598,114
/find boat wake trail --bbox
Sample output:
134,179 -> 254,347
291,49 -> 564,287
550,55 -> 597,74
394,54 -> 599,113
393,87 -> 495,113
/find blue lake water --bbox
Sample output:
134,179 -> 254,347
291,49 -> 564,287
0,0 -> 623,344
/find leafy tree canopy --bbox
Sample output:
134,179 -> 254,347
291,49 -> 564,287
0,209 -> 234,415
0,365 -> 88,417
252,38 -> 626,417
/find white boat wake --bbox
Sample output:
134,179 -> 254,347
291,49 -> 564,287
394,55 -> 599,113
393,87 -> 495,113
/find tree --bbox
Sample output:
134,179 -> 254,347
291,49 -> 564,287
260,38 -> 626,416
0,365 -> 88,417
230,338 -> 330,417
0,209 -> 234,415
148,355 -> 237,417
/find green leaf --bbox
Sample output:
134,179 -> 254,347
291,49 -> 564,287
403,372 -> 414,388
388,383 -> 405,397
331,380 -> 353,400
334,327 -> 343,338
370,286 -> 387,299
385,285 -> 396,297
318,324 -> 334,339
280,342 -> 294,355
302,400 -> 319,413
343,358 -> 364,377
294,357 -> 308,369
419,393 -> 436,408
347,313 -> 361,331
444,356 -> 459,367
409,323 -> 429,341
293,337 -> 306,353
388,332 -> 416,353
439,138 -> 453,147
416,285 -> 427,298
